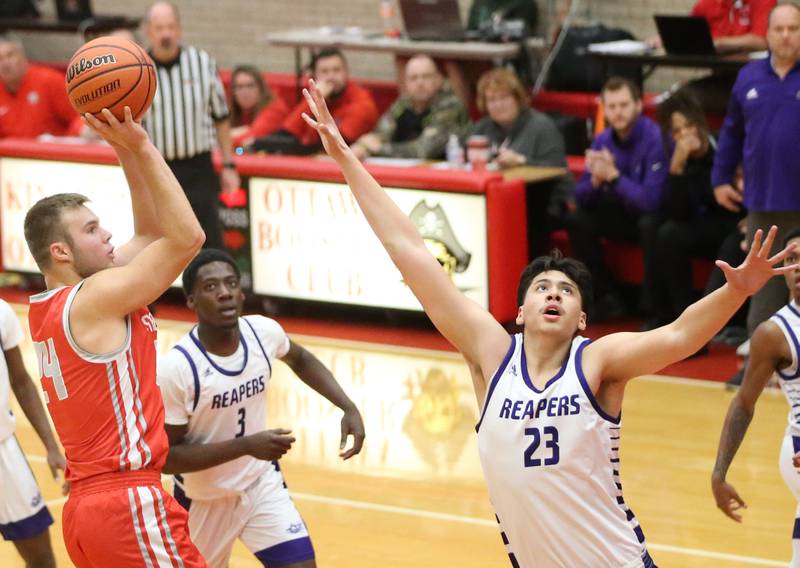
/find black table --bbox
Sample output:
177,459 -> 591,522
589,50 -> 756,80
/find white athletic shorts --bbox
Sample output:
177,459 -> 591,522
0,435 -> 53,541
780,432 -> 800,500
175,462 -> 314,568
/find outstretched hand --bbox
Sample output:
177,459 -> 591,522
716,226 -> 798,296
82,107 -> 149,153
300,79 -> 351,161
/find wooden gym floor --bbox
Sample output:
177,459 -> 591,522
1,307 -> 795,567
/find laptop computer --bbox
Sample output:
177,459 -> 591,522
55,0 -> 93,21
654,15 -> 716,56
398,0 -> 466,41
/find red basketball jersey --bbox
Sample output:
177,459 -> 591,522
28,283 -> 168,482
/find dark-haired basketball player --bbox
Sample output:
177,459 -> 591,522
25,108 -> 207,567
301,79 -> 796,567
158,248 -> 364,568
712,227 -> 800,567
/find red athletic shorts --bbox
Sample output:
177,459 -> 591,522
63,470 -> 207,567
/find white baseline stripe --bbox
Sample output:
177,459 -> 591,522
288,492 -> 789,567
646,542 -> 787,567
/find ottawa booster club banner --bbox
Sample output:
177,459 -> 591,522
249,177 -> 489,311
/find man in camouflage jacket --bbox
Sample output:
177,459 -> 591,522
352,54 -> 468,160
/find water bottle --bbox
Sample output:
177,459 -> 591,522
446,134 -> 464,167
379,0 -> 400,38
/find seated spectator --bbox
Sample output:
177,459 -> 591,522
352,54 -> 467,160
691,0 -> 772,53
229,65 -> 289,149
0,35 -> 80,138
566,77 -> 668,321
650,0 -> 772,53
281,48 -> 378,148
652,0 -> 775,115
471,67 -> 574,257
643,92 -> 743,330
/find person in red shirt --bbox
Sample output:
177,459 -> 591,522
649,0 -> 774,53
691,0 -> 774,53
656,0 -> 776,115
282,48 -> 378,148
229,65 -> 289,149
0,35 -> 80,138
25,108 -> 207,567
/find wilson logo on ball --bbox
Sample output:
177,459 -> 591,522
66,54 -> 118,83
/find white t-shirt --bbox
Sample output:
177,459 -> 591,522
158,315 -> 290,500
0,299 -> 24,442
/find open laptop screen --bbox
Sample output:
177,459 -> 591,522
398,0 -> 466,41
654,15 -> 716,56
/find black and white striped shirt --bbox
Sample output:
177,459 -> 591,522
142,45 -> 229,162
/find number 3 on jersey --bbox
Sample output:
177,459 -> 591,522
236,408 -> 246,438
524,426 -> 560,467
33,338 -> 68,403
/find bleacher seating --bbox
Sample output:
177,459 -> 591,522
39,60 -> 716,295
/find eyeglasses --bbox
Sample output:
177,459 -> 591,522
232,83 -> 258,91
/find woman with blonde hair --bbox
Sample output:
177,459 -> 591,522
471,67 -> 574,256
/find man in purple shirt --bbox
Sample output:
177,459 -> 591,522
566,77 -> 668,320
712,2 -> 800,361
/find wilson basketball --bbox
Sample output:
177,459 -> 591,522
65,36 -> 157,121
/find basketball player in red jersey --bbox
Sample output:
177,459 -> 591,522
24,107 -> 207,567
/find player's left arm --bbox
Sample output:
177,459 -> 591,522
588,226 -> 796,383
710,320 -> 786,521
6,346 -> 66,483
280,339 -> 365,459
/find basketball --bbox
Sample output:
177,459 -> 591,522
65,36 -> 157,121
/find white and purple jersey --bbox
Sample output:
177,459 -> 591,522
477,334 -> 655,568
769,301 -> 800,437
0,299 -> 23,443
158,315 -> 289,500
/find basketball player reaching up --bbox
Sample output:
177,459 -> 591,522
712,228 -> 800,567
0,296 -> 66,568
157,248 -> 364,568
301,79 -> 797,567
24,107 -> 207,568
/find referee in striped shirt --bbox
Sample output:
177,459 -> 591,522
142,1 -> 239,250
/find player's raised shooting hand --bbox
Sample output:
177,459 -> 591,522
301,79 -> 350,162
339,406 -> 365,460
82,106 -> 149,153
716,225 -> 798,296
246,429 -> 296,461
711,477 -> 747,522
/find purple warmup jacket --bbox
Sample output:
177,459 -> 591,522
712,57 -> 800,212
576,116 -> 667,213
